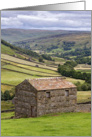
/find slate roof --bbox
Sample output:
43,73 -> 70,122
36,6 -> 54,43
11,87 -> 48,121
27,77 -> 76,91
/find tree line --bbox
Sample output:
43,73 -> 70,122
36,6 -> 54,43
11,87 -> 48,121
58,61 -> 91,91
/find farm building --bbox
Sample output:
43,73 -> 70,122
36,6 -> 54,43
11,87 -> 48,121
14,77 -> 77,118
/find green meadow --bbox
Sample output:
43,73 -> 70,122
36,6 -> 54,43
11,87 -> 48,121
1,112 -> 91,136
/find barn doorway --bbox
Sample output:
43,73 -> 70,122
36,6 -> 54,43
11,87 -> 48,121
31,106 -> 34,117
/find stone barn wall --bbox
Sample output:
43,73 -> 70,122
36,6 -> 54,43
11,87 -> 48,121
37,87 -> 77,116
15,80 -> 37,118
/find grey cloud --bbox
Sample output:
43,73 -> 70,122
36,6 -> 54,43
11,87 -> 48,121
1,11 -> 91,31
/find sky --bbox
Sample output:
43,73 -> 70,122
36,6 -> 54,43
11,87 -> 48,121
1,11 -> 91,31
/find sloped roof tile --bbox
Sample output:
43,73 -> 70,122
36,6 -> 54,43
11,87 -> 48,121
27,77 -> 76,91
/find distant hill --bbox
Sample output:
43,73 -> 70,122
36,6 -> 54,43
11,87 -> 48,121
1,29 -> 91,57
1,29 -> 73,43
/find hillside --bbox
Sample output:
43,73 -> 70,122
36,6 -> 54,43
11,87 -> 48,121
1,40 -> 86,93
1,39 -> 40,59
1,41 -> 61,92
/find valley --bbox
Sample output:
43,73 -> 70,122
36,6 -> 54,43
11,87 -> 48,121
1,29 -> 91,57
1,29 -> 91,137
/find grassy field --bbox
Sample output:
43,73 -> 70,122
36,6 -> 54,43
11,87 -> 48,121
1,101 -> 14,111
1,68 -> 84,89
1,84 -> 14,92
1,69 -> 40,85
66,77 -> 85,84
76,69 -> 91,73
45,56 -> 66,66
1,112 -> 15,119
1,112 -> 91,136
75,64 -> 91,70
77,91 -> 91,103
1,54 -> 57,71
1,59 -> 58,74
2,65 -> 59,77
1,44 -> 26,60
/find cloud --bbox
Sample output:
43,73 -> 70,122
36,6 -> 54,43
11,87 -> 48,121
1,11 -> 91,31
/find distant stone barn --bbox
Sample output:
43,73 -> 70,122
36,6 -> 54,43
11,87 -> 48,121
14,77 -> 77,118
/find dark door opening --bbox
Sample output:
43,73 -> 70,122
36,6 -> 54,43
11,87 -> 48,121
31,106 -> 34,117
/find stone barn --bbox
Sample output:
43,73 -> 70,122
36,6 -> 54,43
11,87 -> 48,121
14,77 -> 77,118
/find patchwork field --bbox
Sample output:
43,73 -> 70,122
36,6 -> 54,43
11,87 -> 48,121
1,54 -> 57,71
1,54 -> 61,91
74,64 -> 91,74
1,112 -> 91,136
1,54 -> 86,92
1,59 -> 58,74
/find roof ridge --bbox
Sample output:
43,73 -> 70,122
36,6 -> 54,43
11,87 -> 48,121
27,77 -> 66,81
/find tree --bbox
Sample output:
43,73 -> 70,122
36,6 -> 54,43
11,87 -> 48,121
4,90 -> 10,101
1,91 -> 4,100
81,83 -> 88,91
39,57 -> 44,62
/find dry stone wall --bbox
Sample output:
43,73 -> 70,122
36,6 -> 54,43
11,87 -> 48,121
75,104 -> 91,112
37,88 -> 77,116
